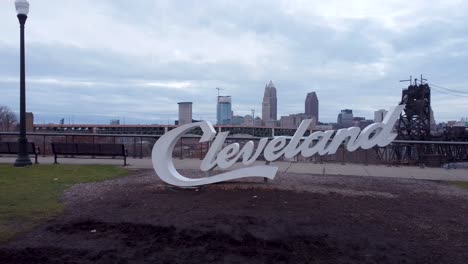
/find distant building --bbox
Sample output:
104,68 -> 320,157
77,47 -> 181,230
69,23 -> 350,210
241,115 -> 253,126
26,112 -> 34,132
305,92 -> 319,125
264,120 -> 279,127
217,96 -> 232,125
240,115 -> 261,126
178,102 -> 193,125
262,81 -> 277,124
315,124 -> 333,131
374,109 -> 388,123
430,108 -> 436,131
280,113 -> 312,128
231,115 -> 244,126
358,119 -> 374,130
447,121 -> 457,127
337,109 -> 354,128
352,116 -> 365,127
110,119 -> 120,125
253,116 -> 263,126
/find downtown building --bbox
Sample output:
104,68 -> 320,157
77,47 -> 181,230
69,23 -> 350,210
280,113 -> 311,128
337,109 -> 354,128
217,96 -> 232,125
305,92 -> 319,125
279,91 -> 319,129
374,109 -> 388,123
262,81 -> 278,126
178,102 -> 193,125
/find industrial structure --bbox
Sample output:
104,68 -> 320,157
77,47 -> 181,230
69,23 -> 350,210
397,80 -> 432,140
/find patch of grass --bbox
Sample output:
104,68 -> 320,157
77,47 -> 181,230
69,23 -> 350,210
451,181 -> 468,190
0,164 -> 128,242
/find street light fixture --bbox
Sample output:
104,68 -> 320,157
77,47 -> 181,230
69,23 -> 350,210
14,0 -> 32,167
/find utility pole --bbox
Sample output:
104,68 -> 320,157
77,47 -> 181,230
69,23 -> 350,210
420,74 -> 427,85
251,109 -> 255,126
399,75 -> 413,85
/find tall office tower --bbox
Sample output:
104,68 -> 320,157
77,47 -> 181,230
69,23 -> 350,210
262,81 -> 277,125
217,96 -> 232,125
178,102 -> 193,125
374,109 -> 388,123
305,92 -> 319,124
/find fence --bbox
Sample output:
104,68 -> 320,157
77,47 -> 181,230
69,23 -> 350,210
1,132 -> 467,167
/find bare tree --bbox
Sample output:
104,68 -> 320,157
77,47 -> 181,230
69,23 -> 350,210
0,105 -> 17,132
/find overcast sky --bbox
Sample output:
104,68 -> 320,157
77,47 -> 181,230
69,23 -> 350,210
1,0 -> 467,124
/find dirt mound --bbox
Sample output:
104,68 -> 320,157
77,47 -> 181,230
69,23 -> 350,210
2,171 -> 468,263
2,220 -> 416,264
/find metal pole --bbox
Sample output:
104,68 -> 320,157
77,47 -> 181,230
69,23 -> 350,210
42,134 -> 46,157
364,148 -> 368,166
180,138 -> 183,159
133,137 -> 137,158
341,145 -> 345,165
139,136 -> 143,158
199,142 -> 203,160
14,14 -> 32,167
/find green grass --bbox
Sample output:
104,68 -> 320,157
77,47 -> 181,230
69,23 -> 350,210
0,164 -> 128,242
452,181 -> 468,190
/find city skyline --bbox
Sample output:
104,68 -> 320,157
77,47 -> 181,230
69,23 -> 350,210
0,1 -> 467,124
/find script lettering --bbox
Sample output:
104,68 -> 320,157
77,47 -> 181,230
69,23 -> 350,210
152,105 -> 405,186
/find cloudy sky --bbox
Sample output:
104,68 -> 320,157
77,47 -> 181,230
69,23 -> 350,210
1,0 -> 467,124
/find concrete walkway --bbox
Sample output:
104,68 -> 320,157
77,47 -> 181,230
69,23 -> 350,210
1,156 -> 467,182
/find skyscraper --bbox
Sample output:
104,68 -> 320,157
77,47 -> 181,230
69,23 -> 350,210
262,81 -> 277,125
217,96 -> 232,125
305,92 -> 319,124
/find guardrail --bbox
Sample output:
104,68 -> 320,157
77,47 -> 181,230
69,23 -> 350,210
1,132 -> 467,167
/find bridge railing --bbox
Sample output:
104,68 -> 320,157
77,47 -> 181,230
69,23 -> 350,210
1,132 -> 467,167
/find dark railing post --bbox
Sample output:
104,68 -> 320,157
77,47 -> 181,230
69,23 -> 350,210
92,135 -> 95,158
341,145 -> 345,165
199,142 -> 203,160
133,137 -> 137,158
364,148 -> 368,166
42,134 -> 46,157
139,136 -> 143,158
180,138 -> 183,160
71,135 -> 75,158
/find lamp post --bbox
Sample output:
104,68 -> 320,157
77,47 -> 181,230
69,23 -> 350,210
14,0 -> 32,167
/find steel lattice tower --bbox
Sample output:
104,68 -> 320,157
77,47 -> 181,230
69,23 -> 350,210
397,82 -> 431,140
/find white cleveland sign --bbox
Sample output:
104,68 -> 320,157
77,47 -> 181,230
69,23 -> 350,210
152,105 -> 404,186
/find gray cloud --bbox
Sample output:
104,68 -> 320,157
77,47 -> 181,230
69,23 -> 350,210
0,0 -> 467,124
